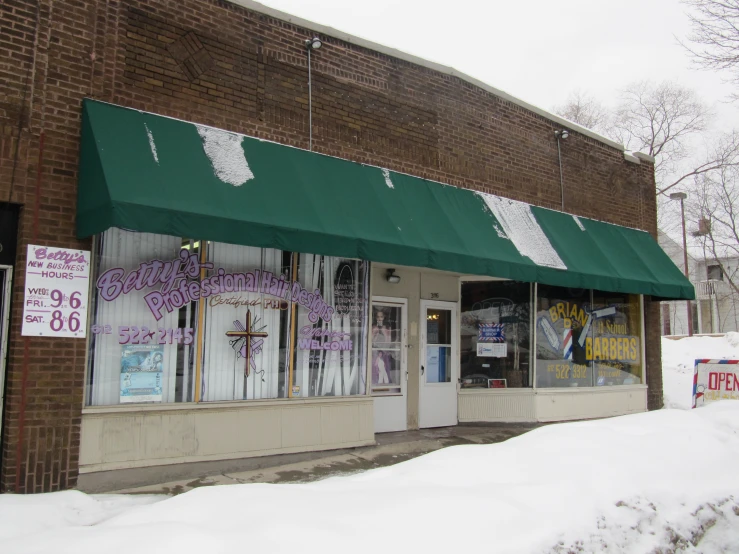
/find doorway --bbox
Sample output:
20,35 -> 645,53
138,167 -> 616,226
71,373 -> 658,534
419,299 -> 458,428
371,297 -> 408,432
0,266 -> 12,443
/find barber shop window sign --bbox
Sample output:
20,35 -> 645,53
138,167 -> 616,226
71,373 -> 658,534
477,323 -> 507,358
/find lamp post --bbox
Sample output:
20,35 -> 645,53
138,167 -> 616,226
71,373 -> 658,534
670,192 -> 693,336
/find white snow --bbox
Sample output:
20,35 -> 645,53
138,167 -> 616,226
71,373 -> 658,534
195,125 -> 254,186
144,123 -> 158,164
573,215 -> 586,231
3,338 -> 739,553
381,168 -> 394,189
477,192 -> 567,269
3,405 -> 739,552
661,332 -> 739,410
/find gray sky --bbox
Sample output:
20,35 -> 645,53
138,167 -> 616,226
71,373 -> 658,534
255,0 -> 739,134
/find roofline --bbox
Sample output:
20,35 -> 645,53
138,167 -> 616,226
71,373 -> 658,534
228,0 -> 628,153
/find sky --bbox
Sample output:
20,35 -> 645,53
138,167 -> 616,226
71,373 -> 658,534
252,0 -> 739,134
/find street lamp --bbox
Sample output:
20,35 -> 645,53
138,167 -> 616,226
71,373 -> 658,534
670,191 -> 693,336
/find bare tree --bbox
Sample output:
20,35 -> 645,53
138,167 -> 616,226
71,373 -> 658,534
682,0 -> 739,95
553,90 -> 610,133
691,163 -> 739,295
610,81 -> 712,186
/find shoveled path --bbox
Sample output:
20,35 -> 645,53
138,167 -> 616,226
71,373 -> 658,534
80,423 -> 540,495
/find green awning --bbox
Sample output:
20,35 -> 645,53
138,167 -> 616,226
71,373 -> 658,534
77,99 -> 694,300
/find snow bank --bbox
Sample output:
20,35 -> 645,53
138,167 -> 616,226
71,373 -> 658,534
0,491 -> 162,542
661,332 -> 739,409
2,405 -> 738,554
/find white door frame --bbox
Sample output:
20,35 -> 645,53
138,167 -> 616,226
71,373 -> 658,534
0,266 -> 13,435
419,299 -> 458,428
371,296 -> 408,433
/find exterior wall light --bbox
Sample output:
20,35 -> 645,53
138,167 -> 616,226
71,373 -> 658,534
554,129 -> 569,140
305,37 -> 322,50
386,268 -> 401,283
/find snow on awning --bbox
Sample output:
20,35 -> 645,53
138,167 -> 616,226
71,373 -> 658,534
76,99 -> 694,300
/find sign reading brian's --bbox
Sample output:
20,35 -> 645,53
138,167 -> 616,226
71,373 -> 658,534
693,359 -> 739,408
22,245 -> 91,338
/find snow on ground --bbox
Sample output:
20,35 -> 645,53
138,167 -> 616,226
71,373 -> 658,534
1,338 -> 738,553
1,404 -> 739,553
662,332 -> 739,409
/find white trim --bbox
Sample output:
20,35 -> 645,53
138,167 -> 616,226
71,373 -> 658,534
226,0 -> 629,153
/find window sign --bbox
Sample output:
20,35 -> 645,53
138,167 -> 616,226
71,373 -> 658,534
22,245 -> 90,338
536,287 -> 643,387
87,229 -> 369,406
535,285 -> 593,387
293,255 -> 369,397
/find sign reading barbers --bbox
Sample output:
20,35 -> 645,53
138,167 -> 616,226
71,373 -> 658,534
22,244 -> 91,338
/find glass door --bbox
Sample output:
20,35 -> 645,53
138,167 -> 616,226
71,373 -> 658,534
371,298 -> 407,432
419,300 -> 458,428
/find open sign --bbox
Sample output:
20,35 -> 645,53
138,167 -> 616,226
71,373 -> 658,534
693,359 -> 739,408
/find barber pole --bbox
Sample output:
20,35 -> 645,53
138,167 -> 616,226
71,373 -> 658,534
563,328 -> 573,360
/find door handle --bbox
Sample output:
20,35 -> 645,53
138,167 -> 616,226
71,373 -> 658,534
421,365 -> 425,375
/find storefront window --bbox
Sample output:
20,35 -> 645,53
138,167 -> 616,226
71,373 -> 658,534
536,286 -> 643,387
200,242 -> 290,401
292,255 -> 369,397
87,228 -> 199,405
87,229 -> 369,406
591,292 -> 643,385
535,285 -> 593,387
460,281 -> 532,388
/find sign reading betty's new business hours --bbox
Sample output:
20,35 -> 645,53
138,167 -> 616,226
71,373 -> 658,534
21,245 -> 90,338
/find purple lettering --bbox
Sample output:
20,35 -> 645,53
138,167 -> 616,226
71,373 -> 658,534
144,291 -> 167,321
97,268 -> 125,301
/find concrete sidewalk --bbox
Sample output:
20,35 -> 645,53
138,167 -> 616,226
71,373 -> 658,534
79,423 -> 539,495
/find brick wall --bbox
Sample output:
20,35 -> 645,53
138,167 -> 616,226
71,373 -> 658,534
0,0 -> 661,492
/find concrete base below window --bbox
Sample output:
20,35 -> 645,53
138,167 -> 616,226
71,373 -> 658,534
79,397 -> 375,473
458,386 -> 647,423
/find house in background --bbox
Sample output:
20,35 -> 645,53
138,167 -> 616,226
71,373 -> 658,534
658,230 -> 739,334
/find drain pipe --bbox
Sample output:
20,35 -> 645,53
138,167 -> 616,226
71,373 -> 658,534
554,129 -> 569,210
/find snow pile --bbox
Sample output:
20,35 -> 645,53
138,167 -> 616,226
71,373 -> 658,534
0,491 -> 162,542
661,333 -> 739,409
195,125 -> 254,186
477,192 -> 567,269
2,405 -> 739,554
